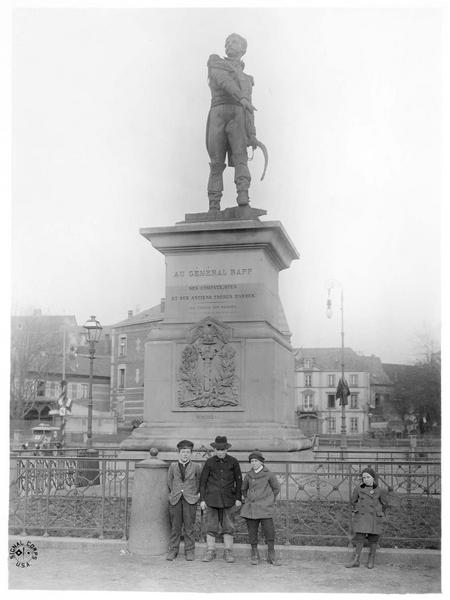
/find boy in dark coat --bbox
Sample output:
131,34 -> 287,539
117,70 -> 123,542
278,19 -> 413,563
345,466 -> 389,569
199,435 -> 242,563
166,440 -> 202,561
241,450 -> 281,565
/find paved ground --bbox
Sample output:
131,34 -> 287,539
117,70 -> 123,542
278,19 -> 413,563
8,538 -> 440,593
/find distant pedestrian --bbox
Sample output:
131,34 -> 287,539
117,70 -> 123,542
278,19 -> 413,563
166,439 -> 202,561
241,450 -> 281,566
345,467 -> 389,569
199,435 -> 242,563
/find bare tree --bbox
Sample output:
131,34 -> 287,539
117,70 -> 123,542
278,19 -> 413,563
390,346 -> 441,433
10,317 -> 64,419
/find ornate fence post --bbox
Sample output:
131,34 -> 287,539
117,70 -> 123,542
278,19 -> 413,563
128,449 -> 170,556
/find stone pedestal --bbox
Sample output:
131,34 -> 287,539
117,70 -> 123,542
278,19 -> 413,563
122,218 -> 312,452
128,452 -> 170,555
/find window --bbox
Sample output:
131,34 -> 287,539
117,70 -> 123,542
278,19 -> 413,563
304,359 -> 312,369
328,418 -> 336,433
328,374 -> 335,387
69,383 -> 78,398
119,335 -> 127,358
80,383 -> 88,399
118,368 -> 126,390
350,374 -> 358,386
47,381 -> 59,398
327,394 -> 336,409
304,393 -> 313,410
36,381 -> 45,397
375,394 -> 381,408
350,418 -> 358,433
304,374 -> 312,387
350,393 -> 358,409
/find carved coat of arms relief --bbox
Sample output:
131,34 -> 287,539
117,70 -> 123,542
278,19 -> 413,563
177,317 -> 240,408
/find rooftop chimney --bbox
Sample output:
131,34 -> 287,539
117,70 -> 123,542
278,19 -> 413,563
128,310 -> 133,319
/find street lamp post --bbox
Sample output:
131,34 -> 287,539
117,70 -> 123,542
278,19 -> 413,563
83,315 -> 102,449
326,281 -> 348,450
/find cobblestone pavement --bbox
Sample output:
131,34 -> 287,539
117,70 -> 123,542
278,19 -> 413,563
8,540 -> 440,593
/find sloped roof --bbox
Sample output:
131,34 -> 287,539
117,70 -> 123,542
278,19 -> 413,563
382,363 -> 416,383
11,314 -> 78,332
11,313 -> 111,379
64,350 -> 111,378
294,347 -> 370,372
359,355 -> 393,386
111,303 -> 164,328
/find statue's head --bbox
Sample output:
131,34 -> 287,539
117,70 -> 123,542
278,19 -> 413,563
225,33 -> 247,59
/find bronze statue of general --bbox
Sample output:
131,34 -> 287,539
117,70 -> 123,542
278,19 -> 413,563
206,33 -> 267,212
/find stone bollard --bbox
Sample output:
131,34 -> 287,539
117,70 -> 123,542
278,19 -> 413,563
128,448 -> 170,556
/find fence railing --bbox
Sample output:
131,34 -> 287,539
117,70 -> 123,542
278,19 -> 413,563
9,455 -> 137,540
9,455 -> 441,548
317,435 -> 441,449
313,449 -> 441,462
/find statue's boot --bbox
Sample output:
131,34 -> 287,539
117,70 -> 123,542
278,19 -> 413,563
234,155 -> 251,206
208,162 -> 226,211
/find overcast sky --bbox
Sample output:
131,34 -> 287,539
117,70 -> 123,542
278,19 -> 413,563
10,5 -> 443,364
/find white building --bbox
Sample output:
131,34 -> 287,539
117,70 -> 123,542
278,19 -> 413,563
294,347 -> 374,437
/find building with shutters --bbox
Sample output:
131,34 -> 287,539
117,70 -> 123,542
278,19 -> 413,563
109,302 -> 164,426
293,347 -> 393,437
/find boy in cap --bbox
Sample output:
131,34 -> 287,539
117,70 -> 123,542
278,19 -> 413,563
241,450 -> 281,565
167,439 -> 202,561
199,435 -> 242,563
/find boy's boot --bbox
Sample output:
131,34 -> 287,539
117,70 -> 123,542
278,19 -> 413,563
367,543 -> 377,569
267,541 -> 281,566
185,548 -> 195,561
166,547 -> 178,561
345,541 -> 364,568
250,544 -> 260,565
202,534 -> 216,562
223,534 -> 235,563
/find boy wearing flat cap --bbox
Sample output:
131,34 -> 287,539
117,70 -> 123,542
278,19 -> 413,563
241,450 -> 281,565
199,435 -> 242,563
167,439 -> 202,561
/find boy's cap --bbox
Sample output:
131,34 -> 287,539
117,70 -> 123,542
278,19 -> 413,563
248,450 -> 265,462
210,435 -> 231,449
177,439 -> 194,450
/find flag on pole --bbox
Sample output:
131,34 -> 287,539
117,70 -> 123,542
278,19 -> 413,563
336,377 -> 350,406
58,380 -> 72,414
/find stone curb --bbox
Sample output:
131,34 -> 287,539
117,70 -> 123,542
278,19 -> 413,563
8,536 -> 440,569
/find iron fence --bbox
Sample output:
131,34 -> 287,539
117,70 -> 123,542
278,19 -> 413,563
313,449 -> 441,462
231,460 -> 440,548
9,455 -> 440,548
9,455 -> 137,539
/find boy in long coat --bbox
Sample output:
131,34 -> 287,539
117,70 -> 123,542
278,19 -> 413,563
241,450 -> 281,565
199,435 -> 242,563
167,440 -> 202,561
345,466 -> 389,569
